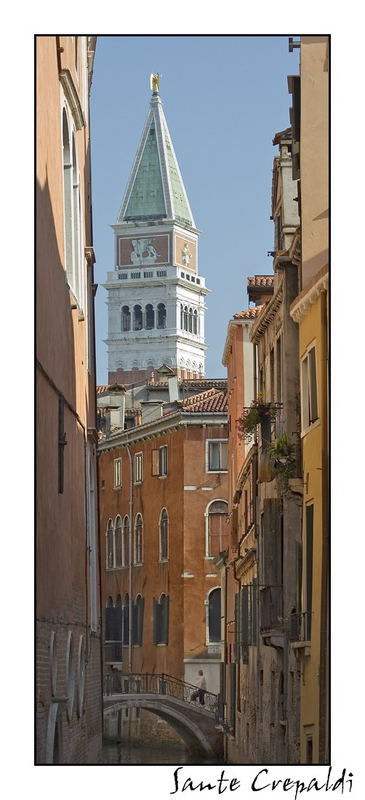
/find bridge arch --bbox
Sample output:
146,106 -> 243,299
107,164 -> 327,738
104,696 -> 215,757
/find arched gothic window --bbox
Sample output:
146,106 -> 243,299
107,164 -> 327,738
206,500 -> 229,557
132,594 -> 145,645
183,306 -> 188,331
180,304 -> 184,329
157,303 -> 166,329
115,515 -> 123,567
122,593 -> 129,645
154,593 -> 169,644
193,309 -> 198,334
188,308 -> 193,332
134,514 -> 143,564
121,305 -> 131,331
122,515 -> 130,566
208,588 -> 221,643
133,305 -> 143,330
145,304 -> 154,329
159,508 -> 169,561
106,519 -> 114,569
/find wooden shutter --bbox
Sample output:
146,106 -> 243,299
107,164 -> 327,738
152,450 -> 159,476
240,585 -> 249,664
234,592 -> 240,663
250,579 -> 258,645
306,505 -> 314,640
262,499 -> 282,587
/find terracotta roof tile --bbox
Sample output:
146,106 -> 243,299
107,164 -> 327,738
247,275 -> 274,287
178,388 -> 228,414
96,383 -> 126,394
233,304 -> 265,319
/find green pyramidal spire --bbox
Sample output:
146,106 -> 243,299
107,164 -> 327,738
118,81 -> 195,228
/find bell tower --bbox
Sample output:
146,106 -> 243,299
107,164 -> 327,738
104,75 -> 209,385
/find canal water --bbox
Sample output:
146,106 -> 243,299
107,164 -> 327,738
102,739 -> 224,765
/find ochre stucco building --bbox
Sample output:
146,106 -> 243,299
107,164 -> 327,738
36,36 -> 102,764
289,35 -> 329,764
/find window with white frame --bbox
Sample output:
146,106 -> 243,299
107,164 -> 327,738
206,500 -> 229,557
114,458 -> 122,488
106,519 -> 114,569
134,513 -> 143,564
206,440 -> 228,472
62,106 -> 84,310
134,452 -> 143,484
159,508 -> 169,561
152,445 -> 168,477
301,345 -> 318,430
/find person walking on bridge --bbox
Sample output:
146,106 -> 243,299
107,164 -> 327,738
191,669 -> 207,705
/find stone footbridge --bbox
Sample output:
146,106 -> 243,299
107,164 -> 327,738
103,673 -> 224,758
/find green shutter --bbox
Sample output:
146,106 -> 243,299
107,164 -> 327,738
240,586 -> 249,664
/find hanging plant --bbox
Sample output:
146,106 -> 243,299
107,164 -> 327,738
269,435 -> 296,495
237,394 -> 281,442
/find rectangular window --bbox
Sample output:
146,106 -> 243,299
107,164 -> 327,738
301,346 -> 318,430
134,452 -> 143,484
152,446 -> 168,477
114,458 -> 122,488
207,440 -> 228,472
159,445 -> 168,477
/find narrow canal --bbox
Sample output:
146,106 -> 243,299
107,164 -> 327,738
102,739 -> 224,765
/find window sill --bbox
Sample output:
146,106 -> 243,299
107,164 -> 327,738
159,558 -> 169,564
206,470 -> 228,474
158,475 -> 168,480
300,418 -> 321,438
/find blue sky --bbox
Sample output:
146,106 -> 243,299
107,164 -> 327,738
90,35 -> 299,383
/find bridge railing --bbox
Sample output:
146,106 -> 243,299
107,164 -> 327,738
103,672 -> 219,716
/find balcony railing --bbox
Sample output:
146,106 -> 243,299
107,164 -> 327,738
103,672 -> 219,716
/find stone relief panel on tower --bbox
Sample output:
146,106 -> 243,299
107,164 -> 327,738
118,234 -> 170,267
174,233 -> 197,271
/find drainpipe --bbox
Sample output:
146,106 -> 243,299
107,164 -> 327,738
126,445 -> 133,674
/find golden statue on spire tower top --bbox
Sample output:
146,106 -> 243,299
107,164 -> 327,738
150,73 -> 162,93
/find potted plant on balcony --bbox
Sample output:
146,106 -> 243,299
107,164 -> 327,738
268,434 -> 296,495
237,394 -> 281,442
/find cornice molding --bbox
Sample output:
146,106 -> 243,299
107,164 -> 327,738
59,69 -> 85,131
250,282 -> 283,344
290,270 -> 328,323
97,410 -> 228,452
